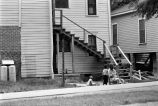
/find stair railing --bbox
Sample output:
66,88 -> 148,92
117,46 -> 133,79
54,9 -> 106,54
54,9 -> 119,66
117,46 -> 132,65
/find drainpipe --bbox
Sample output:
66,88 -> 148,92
18,0 -> 22,27
49,0 -> 54,79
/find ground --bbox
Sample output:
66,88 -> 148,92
1,85 -> 158,106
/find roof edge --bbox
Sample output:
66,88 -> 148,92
111,9 -> 136,17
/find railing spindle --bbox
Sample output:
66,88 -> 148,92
103,41 -> 106,58
60,10 -> 63,29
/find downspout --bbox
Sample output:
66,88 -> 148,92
49,0 -> 54,79
107,0 -> 112,46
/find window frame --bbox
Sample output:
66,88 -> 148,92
86,0 -> 98,16
138,18 -> 147,45
112,23 -> 118,45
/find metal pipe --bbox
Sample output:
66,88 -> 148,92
62,34 -> 65,87
49,0 -> 54,79
117,46 -> 132,65
18,0 -> 22,27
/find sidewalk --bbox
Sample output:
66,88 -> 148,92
0,81 -> 158,101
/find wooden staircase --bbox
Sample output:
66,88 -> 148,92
110,45 -> 131,81
53,9 -> 133,82
54,25 -> 103,59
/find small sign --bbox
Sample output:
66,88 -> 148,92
2,60 -> 14,65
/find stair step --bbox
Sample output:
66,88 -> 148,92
65,31 -> 70,34
75,37 -> 79,40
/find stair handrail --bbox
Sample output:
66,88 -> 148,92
62,15 -> 105,42
54,9 -> 118,65
105,44 -> 118,66
117,46 -> 132,66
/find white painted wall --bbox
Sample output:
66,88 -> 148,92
0,0 -> 19,26
21,0 -> 52,77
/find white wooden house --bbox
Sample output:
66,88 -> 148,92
111,4 -> 158,78
0,0 -> 112,79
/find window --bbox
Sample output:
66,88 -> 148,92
87,0 -> 97,15
139,19 -> 146,44
59,36 -> 71,52
55,0 -> 69,8
88,35 -> 96,51
112,24 -> 118,45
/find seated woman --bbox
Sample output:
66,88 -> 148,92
108,64 -> 124,84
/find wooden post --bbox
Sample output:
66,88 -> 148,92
138,70 -> 142,80
52,0 -> 55,24
71,35 -> 75,73
83,30 -> 86,43
129,65 -> 133,80
153,53 -> 158,78
56,33 -> 60,73
60,10 -> 63,28
103,41 -> 106,58
62,34 -> 65,87
129,53 -> 135,79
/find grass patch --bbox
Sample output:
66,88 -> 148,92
0,78 -> 77,93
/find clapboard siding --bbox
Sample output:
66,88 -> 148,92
112,13 -> 158,53
21,0 -> 51,77
0,0 -> 19,26
56,0 -> 110,54
58,45 -> 103,74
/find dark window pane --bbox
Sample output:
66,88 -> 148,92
55,0 -> 69,8
88,0 -> 96,4
139,19 -> 145,43
59,36 -> 71,52
113,24 -> 117,45
88,35 -> 96,51
88,0 -> 96,15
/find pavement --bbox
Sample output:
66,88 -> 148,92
0,81 -> 158,102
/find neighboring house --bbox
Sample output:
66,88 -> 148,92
0,0 -> 111,79
111,5 -> 158,78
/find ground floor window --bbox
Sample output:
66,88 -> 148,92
112,24 -> 118,45
88,35 -> 96,51
59,36 -> 71,52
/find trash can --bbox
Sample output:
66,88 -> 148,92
1,60 -> 16,82
0,66 -> 8,81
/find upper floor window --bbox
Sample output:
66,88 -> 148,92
55,0 -> 69,8
139,19 -> 146,44
112,24 -> 118,45
87,0 -> 97,15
